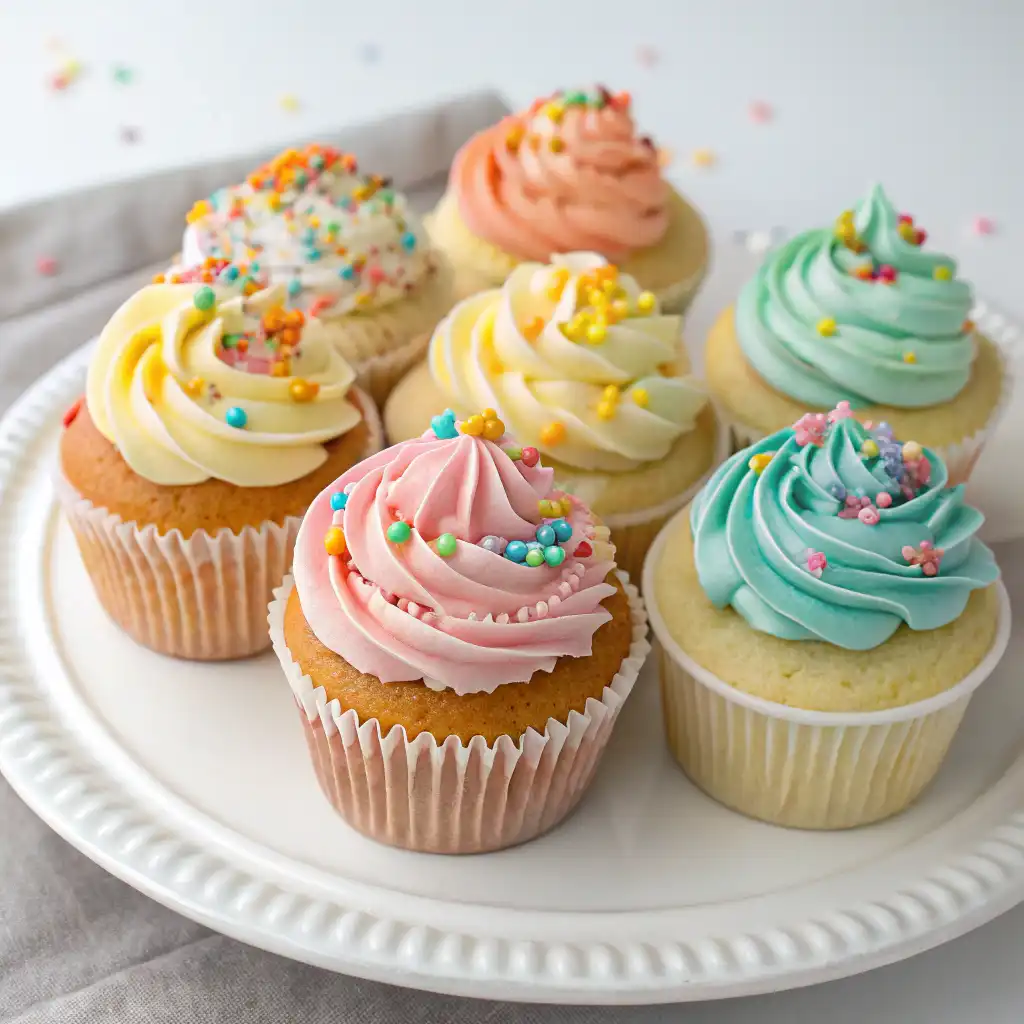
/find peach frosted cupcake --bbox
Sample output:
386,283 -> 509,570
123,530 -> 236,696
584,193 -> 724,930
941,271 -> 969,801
706,184 -> 1010,482
428,87 -> 708,313
269,408 -> 649,852
59,281 -> 382,660
384,253 -> 722,581
174,144 -> 455,403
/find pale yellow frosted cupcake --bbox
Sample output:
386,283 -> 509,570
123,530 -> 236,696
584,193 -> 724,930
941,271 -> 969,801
177,144 -> 455,405
644,406 -> 1009,829
385,252 -> 721,582
428,87 -> 708,314
706,184 -> 1008,483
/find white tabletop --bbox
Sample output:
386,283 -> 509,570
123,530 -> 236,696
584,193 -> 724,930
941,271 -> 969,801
2,1 -> 1023,1020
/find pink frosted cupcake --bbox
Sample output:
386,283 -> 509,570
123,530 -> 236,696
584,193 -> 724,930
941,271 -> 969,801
268,408 -> 650,852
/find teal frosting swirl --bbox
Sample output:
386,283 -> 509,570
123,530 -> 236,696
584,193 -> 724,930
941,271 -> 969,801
735,184 -> 975,409
690,413 -> 999,649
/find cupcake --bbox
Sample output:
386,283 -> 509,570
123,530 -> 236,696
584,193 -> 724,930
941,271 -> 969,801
268,408 -> 650,853
644,404 -> 1009,829
384,252 -> 723,582
172,144 -> 455,404
706,184 -> 1009,483
59,281 -> 382,660
427,87 -> 708,313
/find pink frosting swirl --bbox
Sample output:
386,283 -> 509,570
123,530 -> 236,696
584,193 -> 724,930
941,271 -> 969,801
451,87 -> 670,262
292,427 -> 617,694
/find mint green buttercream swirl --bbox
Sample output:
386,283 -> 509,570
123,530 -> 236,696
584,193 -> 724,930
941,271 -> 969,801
736,184 -> 975,409
690,415 -> 998,649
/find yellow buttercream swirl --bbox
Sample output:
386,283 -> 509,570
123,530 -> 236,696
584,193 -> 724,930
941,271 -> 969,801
429,251 -> 707,471
86,283 -> 362,487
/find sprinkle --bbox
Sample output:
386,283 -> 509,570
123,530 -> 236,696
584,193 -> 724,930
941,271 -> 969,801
193,286 -> 216,311
550,519 -> 573,543
573,540 -> 593,558
793,411 -> 827,447
586,322 -> 607,344
431,409 -> 458,439
691,148 -> 716,168
932,265 -> 953,282
330,492 -> 348,512
656,148 -> 674,169
520,446 -> 540,467
632,387 -> 650,408
536,524 -> 556,547
852,263 -> 875,280
184,376 -> 205,398
972,216 -> 995,236
461,414 -> 484,436
597,400 -> 616,421
902,540 -> 944,576
481,410 -> 506,441
386,521 -> 411,544
523,316 -> 545,341
479,535 -> 507,555
963,319 -> 975,334
62,397 -> 84,429
806,550 -> 827,577
877,264 -> 897,284
112,64 -> 133,85
537,498 -> 560,518
876,492 -> 893,509
503,446 -> 523,461
817,317 -> 837,337
525,548 -> 545,567
437,533 -> 457,558
539,421 -> 566,446
279,94 -> 301,112
225,406 -> 247,429
635,291 -> 657,314
400,231 -> 417,251
543,545 -> 566,567
861,439 -> 880,458
289,379 -> 320,402
902,440 -> 924,462
749,100 -> 773,123
748,452 -> 775,475
324,527 -> 347,556
36,256 -> 58,276
828,401 -> 854,422
858,506 -> 880,525
505,540 -> 528,563
903,351 -> 917,364
549,137 -> 565,154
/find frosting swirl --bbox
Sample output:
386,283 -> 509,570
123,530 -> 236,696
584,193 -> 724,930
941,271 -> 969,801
736,184 -> 976,409
691,405 -> 999,649
451,87 -> 669,262
180,145 -> 432,316
429,252 -> 706,472
86,283 -> 361,487
292,412 -> 618,694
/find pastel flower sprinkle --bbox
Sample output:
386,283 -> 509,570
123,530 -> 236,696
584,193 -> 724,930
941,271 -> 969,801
902,540 -> 944,576
794,412 -> 827,447
828,401 -> 854,422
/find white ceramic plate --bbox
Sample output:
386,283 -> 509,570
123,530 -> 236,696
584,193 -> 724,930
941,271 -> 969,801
2,344 -> 1024,1006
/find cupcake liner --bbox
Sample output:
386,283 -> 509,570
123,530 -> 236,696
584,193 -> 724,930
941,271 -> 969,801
555,412 -> 729,586
718,319 -> 1019,486
58,389 -> 384,661
268,571 -> 651,853
643,529 -> 1012,829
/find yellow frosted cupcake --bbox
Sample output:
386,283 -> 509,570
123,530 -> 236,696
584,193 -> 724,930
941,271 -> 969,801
706,184 -> 1009,483
644,405 -> 1009,829
175,144 -> 455,404
384,252 -> 722,582
428,86 -> 708,313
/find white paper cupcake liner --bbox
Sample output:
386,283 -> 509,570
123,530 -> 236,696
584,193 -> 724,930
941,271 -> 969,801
643,523 -> 1013,830
268,571 -> 650,853
719,313 -> 1019,486
58,388 -> 384,661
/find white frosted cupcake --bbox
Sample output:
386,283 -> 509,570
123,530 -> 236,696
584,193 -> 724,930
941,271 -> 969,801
173,144 -> 455,403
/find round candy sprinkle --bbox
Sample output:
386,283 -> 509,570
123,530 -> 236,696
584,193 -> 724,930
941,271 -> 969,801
480,535 -> 506,555
225,406 -> 247,429
817,317 -> 837,336
339,265 -> 355,280
748,452 -> 774,474
330,491 -> 348,512
521,446 -> 540,467
902,441 -> 924,462
193,286 -> 216,311
504,445 -> 523,461
526,541 -> 543,551
536,524 -> 556,547
461,414 -> 484,436
543,545 -> 566,567
540,421 -> 566,446
551,518 -> 573,543
401,231 -> 417,251
632,387 -> 650,408
386,521 -> 411,544
324,527 -> 347,556
636,291 -> 656,314
289,379 -> 320,402
437,533 -> 457,557
287,279 -> 302,297
525,549 -> 545,567
861,439 -> 880,458
505,540 -> 528,563
934,265 -> 953,281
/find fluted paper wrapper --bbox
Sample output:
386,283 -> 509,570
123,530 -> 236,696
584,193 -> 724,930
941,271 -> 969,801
58,390 -> 384,661
720,321 -> 1018,486
649,580 -> 1011,830
269,572 -> 650,853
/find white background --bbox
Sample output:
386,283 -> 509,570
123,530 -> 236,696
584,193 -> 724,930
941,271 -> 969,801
3,1 -> 1024,1020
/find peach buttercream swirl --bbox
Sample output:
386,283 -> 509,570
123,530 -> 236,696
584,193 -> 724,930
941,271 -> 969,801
292,425 -> 618,694
451,86 -> 670,262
